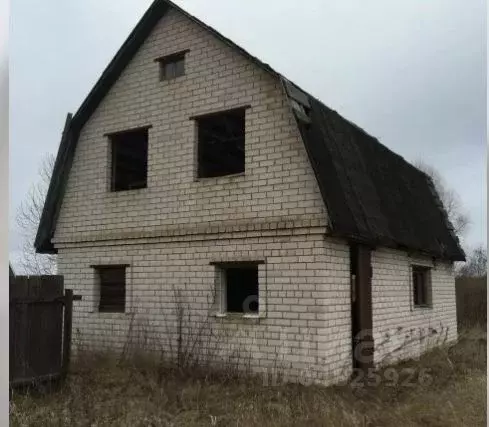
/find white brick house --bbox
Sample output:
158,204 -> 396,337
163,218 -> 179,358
36,0 -> 465,385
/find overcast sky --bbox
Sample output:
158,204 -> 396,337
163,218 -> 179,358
9,0 -> 486,267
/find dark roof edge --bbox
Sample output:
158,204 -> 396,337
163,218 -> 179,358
35,0 -> 170,253
71,0 -> 170,130
423,174 -> 466,261
35,113 -> 73,253
73,0 -> 285,131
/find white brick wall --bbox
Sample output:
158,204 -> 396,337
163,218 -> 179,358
52,7 -> 458,385
372,248 -> 457,366
58,234 -> 458,384
58,232 -> 353,385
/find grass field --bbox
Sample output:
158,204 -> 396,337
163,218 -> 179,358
10,326 -> 486,427
10,277 -> 487,426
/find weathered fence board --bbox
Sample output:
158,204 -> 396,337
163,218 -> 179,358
9,275 -> 79,387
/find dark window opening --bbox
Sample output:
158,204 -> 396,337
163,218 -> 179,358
412,265 -> 431,307
158,51 -> 186,80
96,266 -> 126,313
224,265 -> 258,314
197,108 -> 245,178
110,128 -> 148,192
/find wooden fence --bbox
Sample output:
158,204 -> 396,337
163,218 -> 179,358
9,275 -> 79,387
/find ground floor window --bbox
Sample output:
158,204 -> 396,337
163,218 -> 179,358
92,265 -> 127,313
213,262 -> 261,315
412,265 -> 432,308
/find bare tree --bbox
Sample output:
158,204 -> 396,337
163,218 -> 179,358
15,154 -> 56,275
457,245 -> 487,278
415,160 -> 470,239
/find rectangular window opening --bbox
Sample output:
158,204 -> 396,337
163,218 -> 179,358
110,128 -> 148,192
218,263 -> 259,314
95,266 -> 126,313
197,108 -> 246,178
412,265 -> 432,308
157,51 -> 187,80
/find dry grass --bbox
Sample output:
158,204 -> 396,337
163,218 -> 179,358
10,327 -> 486,427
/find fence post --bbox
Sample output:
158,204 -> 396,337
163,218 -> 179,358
62,289 -> 73,378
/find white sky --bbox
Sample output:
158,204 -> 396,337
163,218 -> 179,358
9,0 -> 487,266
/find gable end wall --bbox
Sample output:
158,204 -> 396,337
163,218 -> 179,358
53,8 -> 328,245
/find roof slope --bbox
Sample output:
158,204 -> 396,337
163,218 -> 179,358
293,97 -> 464,260
35,0 -> 465,261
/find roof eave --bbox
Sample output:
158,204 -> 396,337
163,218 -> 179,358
35,0 -> 171,255
34,113 -> 73,254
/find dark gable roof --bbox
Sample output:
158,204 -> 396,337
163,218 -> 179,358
35,0 -> 465,261
293,97 -> 465,260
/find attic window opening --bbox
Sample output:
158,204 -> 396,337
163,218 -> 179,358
156,50 -> 188,80
110,128 -> 148,192
412,265 -> 432,308
196,108 -> 246,178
